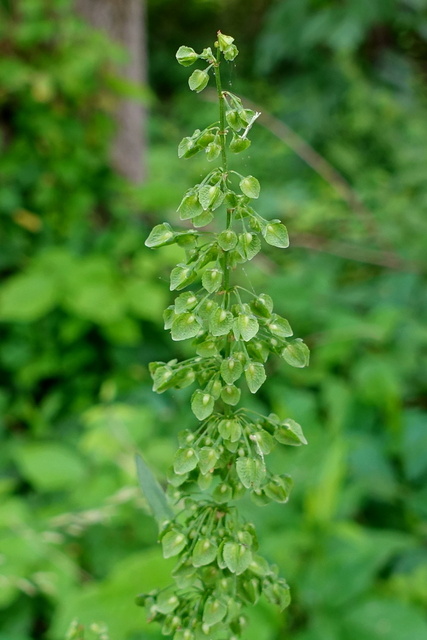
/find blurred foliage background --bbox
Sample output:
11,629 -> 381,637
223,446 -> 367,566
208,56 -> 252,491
1,0 -> 427,639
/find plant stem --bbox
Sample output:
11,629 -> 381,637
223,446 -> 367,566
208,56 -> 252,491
214,47 -> 233,386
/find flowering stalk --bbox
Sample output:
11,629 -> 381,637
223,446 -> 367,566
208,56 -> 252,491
139,32 -> 309,640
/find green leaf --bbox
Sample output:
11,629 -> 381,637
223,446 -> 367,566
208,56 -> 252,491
217,229 -> 238,251
239,175 -> 260,199
177,193 -> 203,220
209,308 -> 234,336
15,442 -> 85,491
203,597 -> 227,626
221,384 -> 241,406
244,361 -> 266,393
191,390 -> 215,420
267,314 -> 293,338
162,530 -> 187,558
188,68 -> 210,92
198,447 -> 219,474
236,456 -> 266,489
191,538 -> 218,567
202,267 -> 223,293
0,271 -> 57,322
282,339 -> 310,367
135,454 -> 174,524
176,45 -> 198,66
223,542 -> 252,575
234,314 -> 259,342
145,222 -> 176,248
174,448 -> 199,474
220,357 -> 243,384
274,418 -> 308,446
262,221 -> 289,248
171,313 -> 201,341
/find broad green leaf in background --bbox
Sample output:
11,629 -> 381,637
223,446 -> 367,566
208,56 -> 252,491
135,454 -> 173,524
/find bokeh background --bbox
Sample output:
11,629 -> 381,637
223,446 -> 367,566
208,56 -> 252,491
1,1 -> 427,639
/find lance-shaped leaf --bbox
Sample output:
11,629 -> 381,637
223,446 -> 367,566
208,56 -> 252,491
274,418 -> 307,446
171,313 -> 201,341
282,339 -> 310,367
236,456 -> 266,489
223,541 -> 252,575
145,223 -> 176,248
244,361 -> 266,393
239,175 -> 260,199
262,221 -> 289,248
135,454 -> 174,524
191,389 -> 215,420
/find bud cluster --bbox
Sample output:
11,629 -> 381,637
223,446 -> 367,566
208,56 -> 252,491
140,33 -> 309,639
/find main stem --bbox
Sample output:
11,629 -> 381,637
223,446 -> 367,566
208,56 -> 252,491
214,47 -> 233,374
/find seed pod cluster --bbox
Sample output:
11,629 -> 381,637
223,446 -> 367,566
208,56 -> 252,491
140,32 -> 309,640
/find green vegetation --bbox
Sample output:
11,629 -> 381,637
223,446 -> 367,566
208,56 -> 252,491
1,1 -> 427,640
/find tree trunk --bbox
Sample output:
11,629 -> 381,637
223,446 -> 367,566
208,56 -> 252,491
75,0 -> 147,183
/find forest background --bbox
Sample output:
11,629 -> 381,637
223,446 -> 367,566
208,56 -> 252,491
1,1 -> 427,639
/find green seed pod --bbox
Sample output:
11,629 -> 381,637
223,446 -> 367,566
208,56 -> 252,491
230,134 -> 251,153
176,45 -> 199,67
